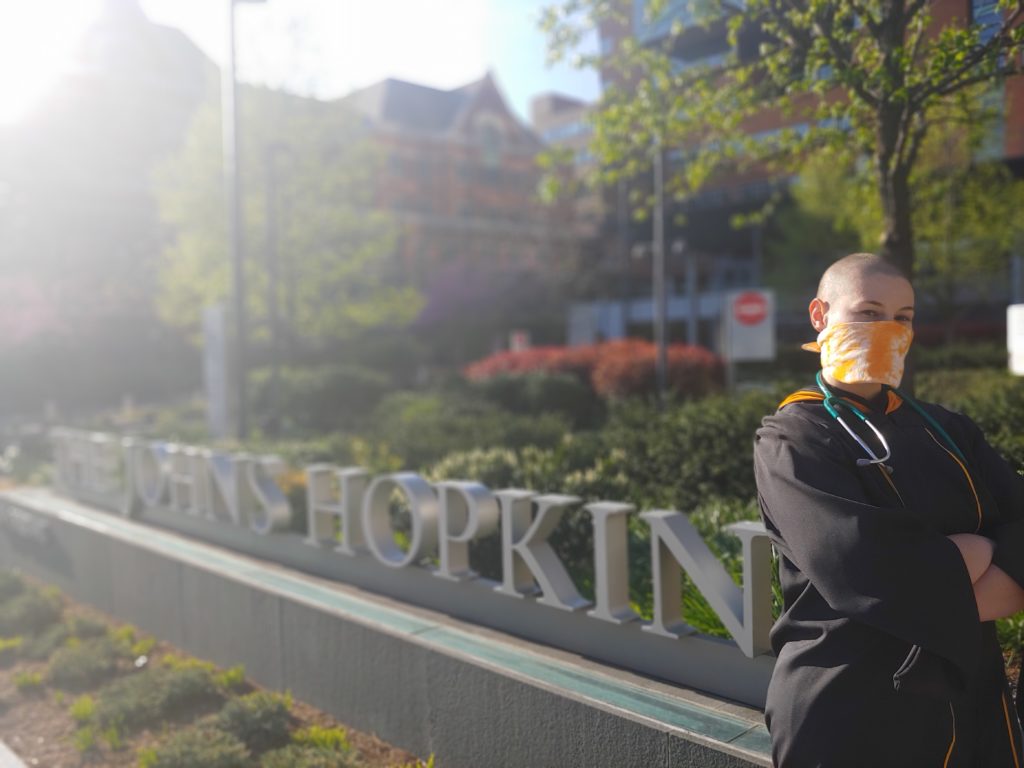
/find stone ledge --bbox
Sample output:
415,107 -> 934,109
0,488 -> 770,768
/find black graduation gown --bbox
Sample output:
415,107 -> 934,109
754,386 -> 1024,767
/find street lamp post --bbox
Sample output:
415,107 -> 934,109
652,139 -> 668,406
222,0 -> 266,440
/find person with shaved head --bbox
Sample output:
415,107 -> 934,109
754,253 -> 1024,766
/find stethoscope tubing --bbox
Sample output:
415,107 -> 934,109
816,372 -> 893,469
815,372 -> 967,471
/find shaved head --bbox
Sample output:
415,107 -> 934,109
817,253 -> 909,304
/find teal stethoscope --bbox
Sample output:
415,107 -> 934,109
815,371 -> 966,472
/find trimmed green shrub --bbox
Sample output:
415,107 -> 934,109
244,433 -> 355,469
0,588 -> 61,637
138,728 -> 250,768
216,691 -> 292,753
21,622 -> 70,661
48,636 -> 121,691
599,390 -> 779,513
261,744 -> 359,768
94,665 -> 219,732
916,369 -> 1024,470
915,342 -> 1007,371
424,433 -> 606,492
470,372 -> 606,429
425,446 -> 522,489
368,391 -> 571,470
250,364 -> 394,435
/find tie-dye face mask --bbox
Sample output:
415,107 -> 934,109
801,320 -> 914,388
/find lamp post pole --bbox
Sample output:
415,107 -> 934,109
652,139 -> 668,406
222,0 -> 265,440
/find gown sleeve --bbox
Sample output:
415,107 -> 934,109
755,411 -> 983,688
960,416 -> 1024,592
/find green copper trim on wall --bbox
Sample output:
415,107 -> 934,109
10,490 -> 770,758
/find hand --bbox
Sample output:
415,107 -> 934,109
946,533 -> 995,584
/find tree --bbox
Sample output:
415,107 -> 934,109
769,114 -> 1024,338
542,0 -> 1024,280
154,83 -> 422,348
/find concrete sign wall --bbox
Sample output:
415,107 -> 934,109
48,428 -> 775,708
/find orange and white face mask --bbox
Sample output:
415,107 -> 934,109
801,321 -> 913,388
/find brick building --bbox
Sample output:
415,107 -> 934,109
343,73 -> 584,290
554,0 -> 1024,347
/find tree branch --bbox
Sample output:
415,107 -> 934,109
914,5 -> 1024,102
906,0 -> 930,22
808,8 -> 881,107
932,64 -> 1022,97
845,0 -> 882,39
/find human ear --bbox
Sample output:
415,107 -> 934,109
808,298 -> 828,333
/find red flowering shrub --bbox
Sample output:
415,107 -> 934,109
464,339 -> 723,400
462,346 -> 568,381
591,340 -> 723,399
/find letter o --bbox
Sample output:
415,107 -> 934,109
362,473 -> 438,568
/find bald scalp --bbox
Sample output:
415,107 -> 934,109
817,253 -> 909,304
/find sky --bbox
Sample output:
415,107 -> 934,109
0,0 -> 602,125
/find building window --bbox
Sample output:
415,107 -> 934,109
633,0 -> 695,44
976,85 -> 1005,161
972,0 -> 1002,44
541,120 -> 592,144
476,119 -> 504,168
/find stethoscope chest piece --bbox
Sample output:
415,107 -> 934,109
816,372 -> 894,471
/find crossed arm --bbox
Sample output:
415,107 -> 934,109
948,533 -> 1024,621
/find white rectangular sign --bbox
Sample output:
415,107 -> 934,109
721,289 -> 775,362
1008,304 -> 1024,376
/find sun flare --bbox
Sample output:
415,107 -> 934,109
0,0 -> 101,124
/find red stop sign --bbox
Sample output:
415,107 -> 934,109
734,291 -> 768,326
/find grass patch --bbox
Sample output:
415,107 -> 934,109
69,694 -> 95,724
216,691 -> 292,754
48,636 -> 122,691
214,665 -> 246,693
93,664 -> 220,733
73,726 -> 97,755
13,670 -> 43,693
0,636 -> 23,666
0,587 -> 61,636
20,622 -> 69,661
138,727 -> 250,768
260,744 -> 361,768
293,725 -> 351,752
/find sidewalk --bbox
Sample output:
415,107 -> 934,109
0,741 -> 26,768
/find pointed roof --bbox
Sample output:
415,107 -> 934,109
343,71 -> 538,146
71,0 -> 211,93
345,78 -> 470,134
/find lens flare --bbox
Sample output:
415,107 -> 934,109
0,0 -> 101,124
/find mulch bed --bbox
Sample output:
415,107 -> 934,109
0,590 -> 420,768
